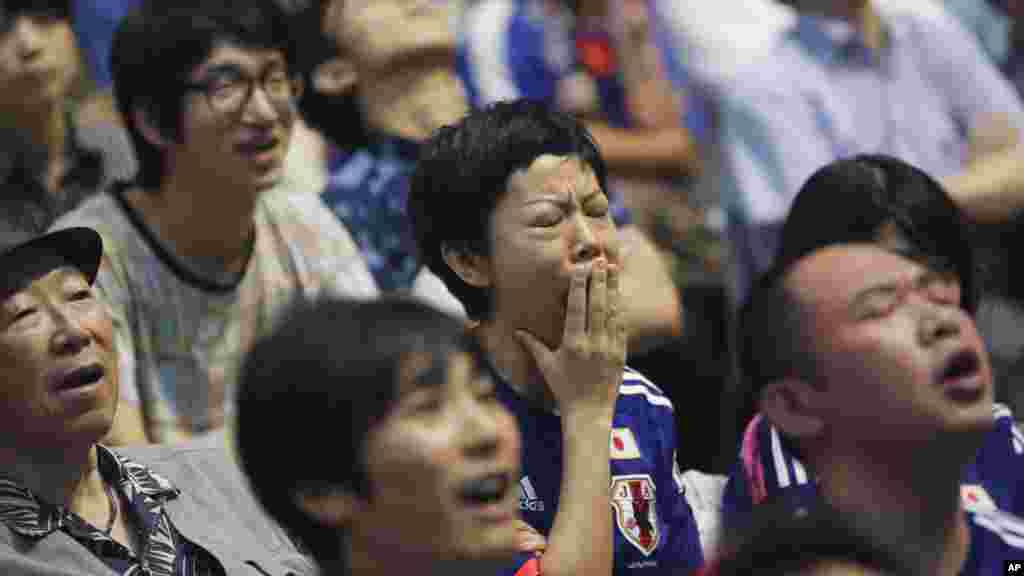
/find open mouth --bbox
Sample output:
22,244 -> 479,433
941,349 -> 980,384
937,348 -> 985,403
458,472 -> 513,507
237,137 -> 279,156
56,363 -> 105,392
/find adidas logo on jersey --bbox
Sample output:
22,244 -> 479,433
519,476 -> 545,511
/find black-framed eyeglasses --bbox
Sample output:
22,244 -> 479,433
183,65 -> 303,116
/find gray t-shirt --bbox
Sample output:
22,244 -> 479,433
51,186 -> 378,442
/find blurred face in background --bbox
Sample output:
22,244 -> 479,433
349,348 -> 522,565
0,3 -> 79,110
322,0 -> 455,74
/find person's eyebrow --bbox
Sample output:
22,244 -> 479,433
847,280 -> 903,314
195,63 -> 244,80
196,58 -> 286,80
523,185 -> 604,208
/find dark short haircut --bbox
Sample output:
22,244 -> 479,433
409,99 -> 609,318
0,0 -> 70,29
111,0 -> 295,190
740,154 -> 978,400
715,502 -> 916,575
236,296 -> 497,572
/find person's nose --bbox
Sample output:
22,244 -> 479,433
916,297 -> 962,347
241,84 -> 281,124
459,393 -> 502,460
570,213 -> 604,264
48,304 -> 91,357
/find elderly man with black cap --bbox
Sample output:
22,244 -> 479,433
0,227 -> 313,575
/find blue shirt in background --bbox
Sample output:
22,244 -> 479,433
458,0 -> 709,142
73,0 -> 142,89
718,4 -> 1024,306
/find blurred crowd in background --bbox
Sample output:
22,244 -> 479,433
3,0 -> 1024,574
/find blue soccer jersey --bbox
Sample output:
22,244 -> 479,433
495,367 -> 704,575
722,404 -> 1024,575
458,0 -> 710,144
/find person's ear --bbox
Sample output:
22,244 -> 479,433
294,487 -> 360,527
312,57 -> 357,96
131,105 -> 172,150
760,377 -> 824,440
442,244 -> 492,288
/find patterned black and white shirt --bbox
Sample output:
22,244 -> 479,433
0,445 -> 222,575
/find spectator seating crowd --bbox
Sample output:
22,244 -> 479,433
0,0 -> 1023,574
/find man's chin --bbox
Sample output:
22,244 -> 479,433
933,402 -> 996,450
64,412 -> 117,447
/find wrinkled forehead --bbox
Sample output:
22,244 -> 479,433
0,247 -> 77,301
783,244 -> 930,310
506,154 -> 600,201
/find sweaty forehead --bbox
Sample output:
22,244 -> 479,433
784,244 -> 923,309
507,155 -> 599,201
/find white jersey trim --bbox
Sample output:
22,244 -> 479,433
623,367 -> 667,395
972,508 -> 1024,550
770,427 -> 792,488
619,384 -> 674,410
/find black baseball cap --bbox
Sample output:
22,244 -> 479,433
0,227 -> 103,297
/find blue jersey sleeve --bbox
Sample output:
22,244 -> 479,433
721,460 -> 754,535
661,425 -> 704,571
625,369 -> 704,571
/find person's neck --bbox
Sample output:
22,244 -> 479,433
814,439 -> 972,575
474,319 -> 557,411
133,165 -> 257,279
0,442 -> 107,517
359,64 -> 468,143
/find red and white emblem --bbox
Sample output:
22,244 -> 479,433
610,474 -> 660,556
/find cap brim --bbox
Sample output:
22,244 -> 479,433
4,227 -> 104,286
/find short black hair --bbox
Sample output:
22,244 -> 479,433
0,0 -> 70,28
236,296 -> 497,572
111,0 -> 296,190
740,154 -> 979,400
409,99 -> 609,318
714,502 -> 917,575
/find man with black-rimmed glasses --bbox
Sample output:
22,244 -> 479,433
51,0 -> 378,445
